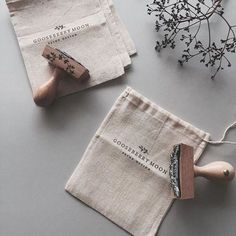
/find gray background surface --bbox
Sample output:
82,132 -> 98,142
1,0 -> 236,235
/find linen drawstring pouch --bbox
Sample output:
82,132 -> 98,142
5,0 -> 136,97
65,87 -> 210,236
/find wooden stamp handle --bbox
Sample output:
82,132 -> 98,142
33,68 -> 64,107
34,45 -> 90,107
194,161 -> 235,181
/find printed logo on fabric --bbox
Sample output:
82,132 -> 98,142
113,138 -> 168,176
32,23 -> 90,45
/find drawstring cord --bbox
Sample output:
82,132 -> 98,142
204,121 -> 236,145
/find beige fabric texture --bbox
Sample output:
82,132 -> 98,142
99,0 -> 131,67
65,87 -> 210,236
107,0 -> 137,55
5,0 -> 136,97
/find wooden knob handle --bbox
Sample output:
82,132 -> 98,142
33,68 -> 64,107
194,161 -> 235,181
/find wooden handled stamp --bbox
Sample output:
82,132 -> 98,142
33,45 -> 90,107
169,144 -> 235,199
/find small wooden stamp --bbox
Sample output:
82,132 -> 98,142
170,143 -> 235,200
33,45 -> 90,107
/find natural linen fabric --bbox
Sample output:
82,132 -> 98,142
99,0 -> 131,67
106,0 -> 137,55
65,87 -> 210,236
5,0 -> 136,97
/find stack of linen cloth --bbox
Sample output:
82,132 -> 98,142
6,0 -> 136,97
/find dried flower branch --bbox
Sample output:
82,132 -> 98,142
147,0 -> 236,79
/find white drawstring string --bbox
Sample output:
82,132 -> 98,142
204,121 -> 236,145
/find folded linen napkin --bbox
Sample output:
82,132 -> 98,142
5,0 -> 136,97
